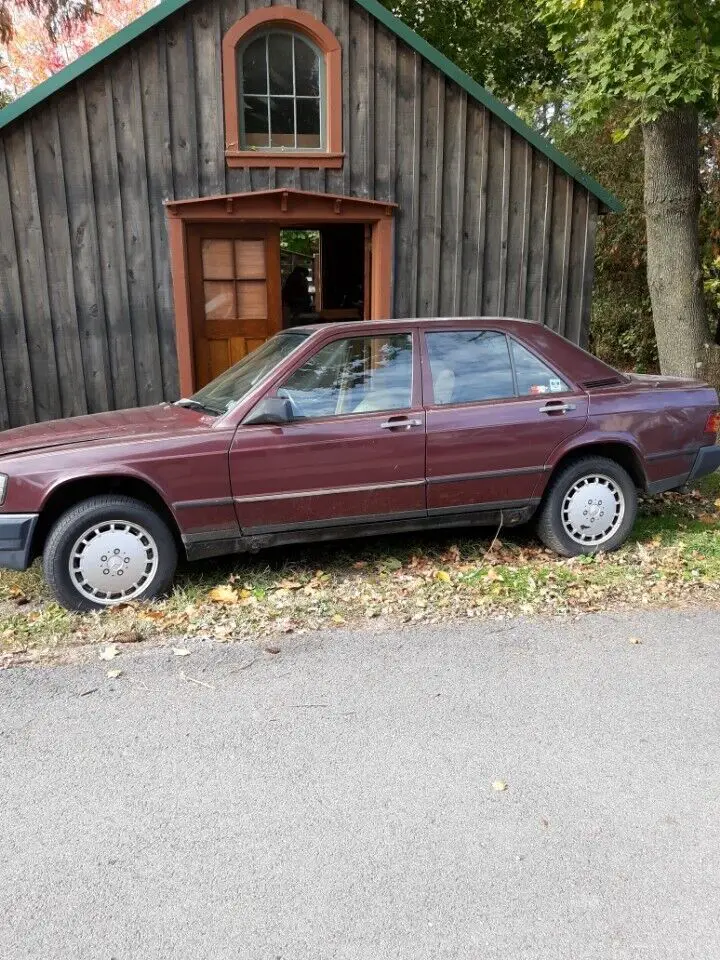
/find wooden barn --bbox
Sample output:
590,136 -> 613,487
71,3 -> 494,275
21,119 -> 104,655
0,0 -> 619,429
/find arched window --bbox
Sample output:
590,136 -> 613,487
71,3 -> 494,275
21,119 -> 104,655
222,7 -> 343,168
239,31 -> 323,151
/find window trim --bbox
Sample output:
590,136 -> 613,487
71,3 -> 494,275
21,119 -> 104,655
238,29 -> 326,153
222,7 -> 343,168
423,329 -> 578,408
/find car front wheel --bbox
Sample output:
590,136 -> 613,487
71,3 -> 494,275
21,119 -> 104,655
535,456 -> 638,557
43,495 -> 178,611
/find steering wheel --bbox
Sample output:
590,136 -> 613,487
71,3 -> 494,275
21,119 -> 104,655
276,388 -> 306,419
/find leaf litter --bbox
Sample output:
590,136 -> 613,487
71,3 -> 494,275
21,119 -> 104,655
1,476 -> 719,661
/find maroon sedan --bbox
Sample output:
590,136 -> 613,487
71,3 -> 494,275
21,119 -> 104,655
0,317 -> 718,610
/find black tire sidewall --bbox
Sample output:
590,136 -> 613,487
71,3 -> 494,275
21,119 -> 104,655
538,457 -> 638,557
43,496 -> 177,611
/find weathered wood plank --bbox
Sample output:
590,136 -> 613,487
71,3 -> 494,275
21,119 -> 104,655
85,66 -> 138,409
349,3 -> 374,198
219,0 -> 250,194
31,101 -> 88,418
545,171 -> 574,333
138,29 -> 179,400
373,23 -> 397,204
393,48 -> 421,317
578,197 -> 599,348
58,86 -> 113,414
525,152 -> 553,325
504,132 -> 531,319
0,139 -> 34,427
564,189 -> 593,346
438,83 -> 466,315
324,0 -> 351,195
416,64 -> 444,316
0,318 -> 8,430
166,12 -> 200,200
481,114 -> 508,316
460,102 -> 489,315
517,139 -> 533,318
5,123 -> 62,422
193,2 -> 226,197
111,53 -> 165,406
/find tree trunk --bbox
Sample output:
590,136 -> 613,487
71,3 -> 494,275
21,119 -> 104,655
643,105 -> 713,381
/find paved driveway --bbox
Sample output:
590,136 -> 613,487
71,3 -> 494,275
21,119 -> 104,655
2,609 -> 719,959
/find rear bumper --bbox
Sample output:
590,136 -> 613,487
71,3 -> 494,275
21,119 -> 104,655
688,445 -> 720,484
0,514 -> 39,571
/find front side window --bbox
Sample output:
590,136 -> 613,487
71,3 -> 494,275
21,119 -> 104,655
278,334 -> 413,419
240,31 -> 323,150
426,331 -> 515,405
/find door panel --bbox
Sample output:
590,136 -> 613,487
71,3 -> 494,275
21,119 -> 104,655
422,328 -> 589,512
229,331 -> 426,531
426,398 -> 588,511
188,224 -> 281,389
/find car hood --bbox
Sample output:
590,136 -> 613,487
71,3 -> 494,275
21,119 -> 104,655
0,404 -> 215,458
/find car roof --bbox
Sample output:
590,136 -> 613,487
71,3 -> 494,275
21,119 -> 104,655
291,316 -> 542,334
287,316 -> 624,384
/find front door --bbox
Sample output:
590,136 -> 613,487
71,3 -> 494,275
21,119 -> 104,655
229,331 -> 426,533
187,223 -> 281,389
422,328 -> 589,513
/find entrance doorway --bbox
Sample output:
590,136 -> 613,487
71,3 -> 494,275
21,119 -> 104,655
166,189 -> 396,395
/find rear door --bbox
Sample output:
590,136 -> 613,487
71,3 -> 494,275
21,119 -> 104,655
229,330 -> 426,533
188,223 -> 282,389
422,328 -> 588,514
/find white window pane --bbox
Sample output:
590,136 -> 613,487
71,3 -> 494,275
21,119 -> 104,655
241,36 -> 267,94
294,36 -> 320,96
268,33 -> 294,95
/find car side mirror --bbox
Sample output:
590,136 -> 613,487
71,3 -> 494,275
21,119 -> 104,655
243,396 -> 294,426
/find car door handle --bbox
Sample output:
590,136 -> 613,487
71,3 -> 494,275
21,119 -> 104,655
539,402 -> 576,414
380,417 -> 423,430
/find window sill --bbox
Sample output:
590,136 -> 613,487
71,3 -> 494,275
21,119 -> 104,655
225,150 -> 345,169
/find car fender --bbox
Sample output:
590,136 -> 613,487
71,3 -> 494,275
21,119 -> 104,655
534,429 -> 648,498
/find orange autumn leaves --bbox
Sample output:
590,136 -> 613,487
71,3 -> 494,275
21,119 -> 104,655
1,0 -> 156,99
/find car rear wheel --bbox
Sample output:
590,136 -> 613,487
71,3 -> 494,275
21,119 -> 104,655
535,456 -> 638,557
43,495 -> 177,611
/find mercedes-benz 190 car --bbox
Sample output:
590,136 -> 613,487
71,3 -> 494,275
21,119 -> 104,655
0,317 -> 718,610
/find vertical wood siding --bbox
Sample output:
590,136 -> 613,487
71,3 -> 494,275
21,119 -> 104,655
0,0 -> 599,427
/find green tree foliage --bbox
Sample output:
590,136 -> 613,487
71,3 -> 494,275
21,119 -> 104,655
537,0 -> 720,130
383,0 -> 562,103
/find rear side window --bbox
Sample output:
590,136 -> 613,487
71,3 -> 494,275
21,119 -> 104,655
510,339 -> 569,396
426,331 -> 514,405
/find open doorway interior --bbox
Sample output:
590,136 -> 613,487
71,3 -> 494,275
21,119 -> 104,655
280,223 -> 367,329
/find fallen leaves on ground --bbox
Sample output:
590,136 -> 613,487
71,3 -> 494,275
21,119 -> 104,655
99,644 -> 120,660
492,780 -> 508,792
1,476 -> 719,659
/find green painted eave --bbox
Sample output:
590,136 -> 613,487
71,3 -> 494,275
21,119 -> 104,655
0,0 -> 622,213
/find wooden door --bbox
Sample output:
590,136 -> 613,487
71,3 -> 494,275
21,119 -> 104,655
188,223 -> 281,389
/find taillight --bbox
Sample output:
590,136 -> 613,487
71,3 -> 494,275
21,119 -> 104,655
706,409 -> 720,436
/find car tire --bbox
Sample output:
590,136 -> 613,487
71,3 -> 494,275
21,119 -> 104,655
43,495 -> 178,611
535,456 -> 638,557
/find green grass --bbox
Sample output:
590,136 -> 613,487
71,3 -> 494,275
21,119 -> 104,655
1,474 -> 719,662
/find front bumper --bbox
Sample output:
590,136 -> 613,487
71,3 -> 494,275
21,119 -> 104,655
688,445 -> 720,484
0,514 -> 39,571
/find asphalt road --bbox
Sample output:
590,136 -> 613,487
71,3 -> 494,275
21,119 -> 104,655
2,609 -> 720,960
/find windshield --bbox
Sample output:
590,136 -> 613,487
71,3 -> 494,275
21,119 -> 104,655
189,331 -> 311,415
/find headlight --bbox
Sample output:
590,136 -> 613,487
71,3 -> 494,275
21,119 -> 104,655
0,474 -> 7,505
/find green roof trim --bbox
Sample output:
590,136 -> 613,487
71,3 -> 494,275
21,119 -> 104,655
0,0 -> 622,212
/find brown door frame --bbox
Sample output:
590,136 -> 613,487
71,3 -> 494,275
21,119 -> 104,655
166,188 -> 396,396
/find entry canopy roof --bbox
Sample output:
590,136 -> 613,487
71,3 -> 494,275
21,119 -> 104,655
165,188 -> 398,220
